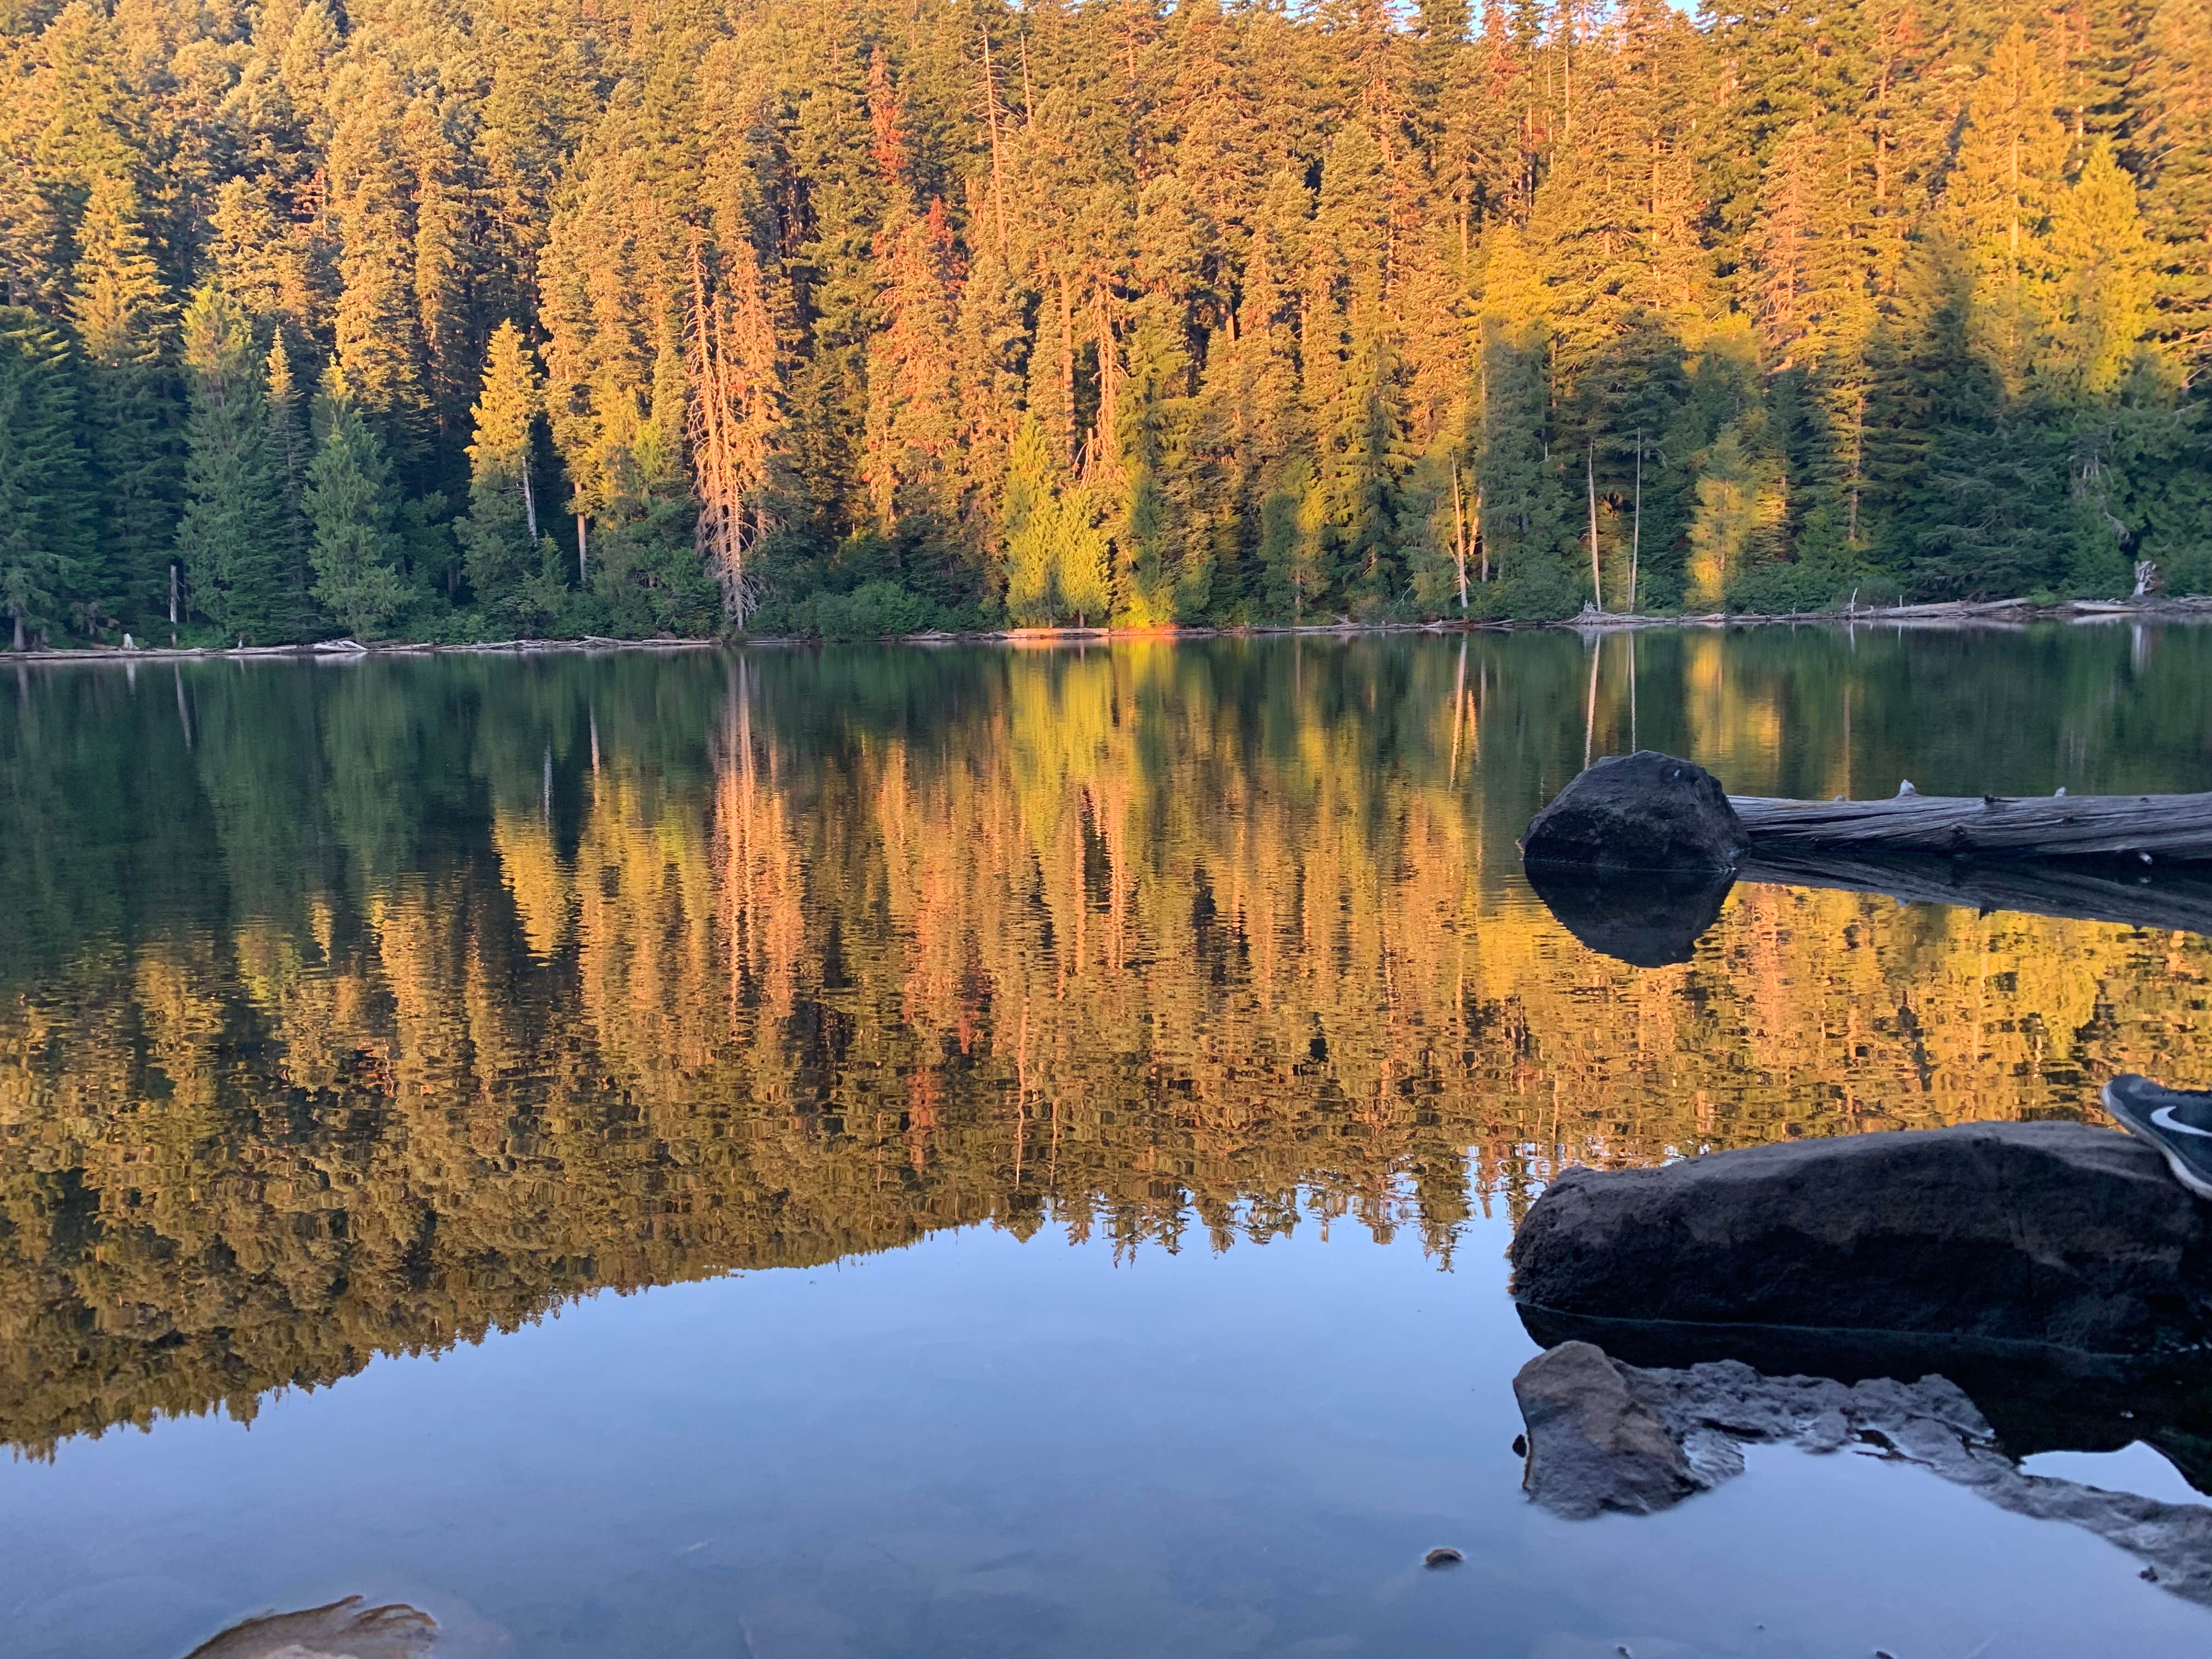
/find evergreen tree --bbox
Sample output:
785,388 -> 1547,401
263,334 -> 315,625
1475,225 -> 1567,599
1001,412 -> 1059,623
457,320 -> 545,612
71,171 -> 176,626
175,281 -> 284,641
305,363 -> 409,637
2047,139 -> 2158,396
0,308 -> 93,649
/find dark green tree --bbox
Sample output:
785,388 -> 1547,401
0,308 -> 93,649
305,363 -> 409,639
176,282 -> 285,641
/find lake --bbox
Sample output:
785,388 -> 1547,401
6,623 -> 2212,1658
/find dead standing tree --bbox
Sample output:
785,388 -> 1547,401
689,236 -> 782,629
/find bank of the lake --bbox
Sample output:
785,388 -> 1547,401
12,593 -> 2212,666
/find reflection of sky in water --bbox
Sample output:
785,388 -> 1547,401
7,628 -> 2212,1655
2022,1443 -> 2208,1509
8,1210 -> 2208,1659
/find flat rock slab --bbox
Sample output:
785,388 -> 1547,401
1511,1121 -> 2212,1357
1522,751 -> 1747,873
1511,1340 -> 2212,1604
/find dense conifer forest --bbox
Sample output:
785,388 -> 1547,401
1,0 -> 2208,645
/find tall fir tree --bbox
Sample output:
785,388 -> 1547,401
71,171 -> 176,627
175,281 -> 285,641
457,320 -> 545,612
305,363 -> 410,638
0,308 -> 93,649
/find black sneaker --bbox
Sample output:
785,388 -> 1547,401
2103,1075 -> 2212,1199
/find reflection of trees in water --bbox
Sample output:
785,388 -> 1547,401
3,633 -> 2211,1457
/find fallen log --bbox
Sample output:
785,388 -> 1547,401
1522,752 -> 2212,871
1733,787 -> 2212,864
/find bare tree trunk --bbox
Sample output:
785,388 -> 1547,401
1629,431 -> 1642,614
576,514 -> 588,584
1586,441 -> 1602,613
521,465 -> 537,541
1451,464 -> 1470,612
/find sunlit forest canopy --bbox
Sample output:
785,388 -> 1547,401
1,0 -> 2209,646
7,635 -> 2212,1456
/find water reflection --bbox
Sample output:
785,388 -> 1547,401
3,628 -> 2211,1460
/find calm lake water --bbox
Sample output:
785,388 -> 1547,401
7,624 -> 2212,1658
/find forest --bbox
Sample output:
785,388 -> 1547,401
1,0 -> 2209,646
9,637 -> 2212,1452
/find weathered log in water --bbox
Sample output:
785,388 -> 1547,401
1733,788 -> 2212,863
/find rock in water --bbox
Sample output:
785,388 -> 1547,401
1511,1340 -> 1709,1519
183,1597 -> 437,1659
1522,751 -> 1747,873
1510,1341 -> 2212,1604
1512,1122 -> 2212,1356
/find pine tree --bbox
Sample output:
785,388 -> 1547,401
305,363 -> 409,637
176,281 -> 285,640
864,196 -> 963,548
0,308 -> 93,649
457,320 -> 544,610
71,171 -> 177,626
2134,0 -> 2212,374
1475,224 -> 1567,597
2047,138 -> 2158,395
1001,412 -> 1059,623
264,334 -> 314,624
1054,483 -> 1114,627
1941,22 -> 2070,387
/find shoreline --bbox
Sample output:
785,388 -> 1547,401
9,595 -> 2211,667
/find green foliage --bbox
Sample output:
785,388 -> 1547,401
176,282 -> 285,641
0,308 -> 92,647
457,320 -> 545,614
305,366 -> 409,639
754,579 -> 945,641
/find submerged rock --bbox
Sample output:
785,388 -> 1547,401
1511,1121 -> 2212,1356
1511,1340 -> 2212,1605
1522,752 -> 1747,874
1517,1303 -> 2212,1495
1512,1340 -> 1711,1519
183,1597 -> 437,1659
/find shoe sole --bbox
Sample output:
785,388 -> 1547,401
2103,1080 -> 2212,1201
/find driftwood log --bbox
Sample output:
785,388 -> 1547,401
1733,788 -> 2212,864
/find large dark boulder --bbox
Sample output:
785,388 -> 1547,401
1511,1121 -> 2212,1357
1522,751 -> 1747,873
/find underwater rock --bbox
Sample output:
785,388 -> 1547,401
1511,1341 -> 2212,1605
1511,1121 -> 2212,1356
183,1596 -> 437,1659
1511,1340 -> 1710,1519
1522,751 -> 1747,874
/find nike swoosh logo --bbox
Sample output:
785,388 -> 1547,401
2152,1104 -> 2212,1139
